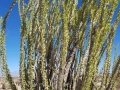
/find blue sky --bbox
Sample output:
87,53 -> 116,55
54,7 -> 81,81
0,0 -> 120,73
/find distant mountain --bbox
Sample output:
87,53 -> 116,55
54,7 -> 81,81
10,71 -> 19,77
0,71 -> 19,77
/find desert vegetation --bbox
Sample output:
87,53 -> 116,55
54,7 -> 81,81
0,77 -> 21,90
0,0 -> 120,90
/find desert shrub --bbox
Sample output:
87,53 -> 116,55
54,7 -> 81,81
0,0 -> 120,90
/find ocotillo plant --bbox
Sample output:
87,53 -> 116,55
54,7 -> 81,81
0,0 -> 120,90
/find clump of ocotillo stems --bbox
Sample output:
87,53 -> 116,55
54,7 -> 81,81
0,0 -> 120,90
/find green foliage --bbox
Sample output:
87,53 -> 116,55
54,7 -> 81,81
0,0 -> 120,90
